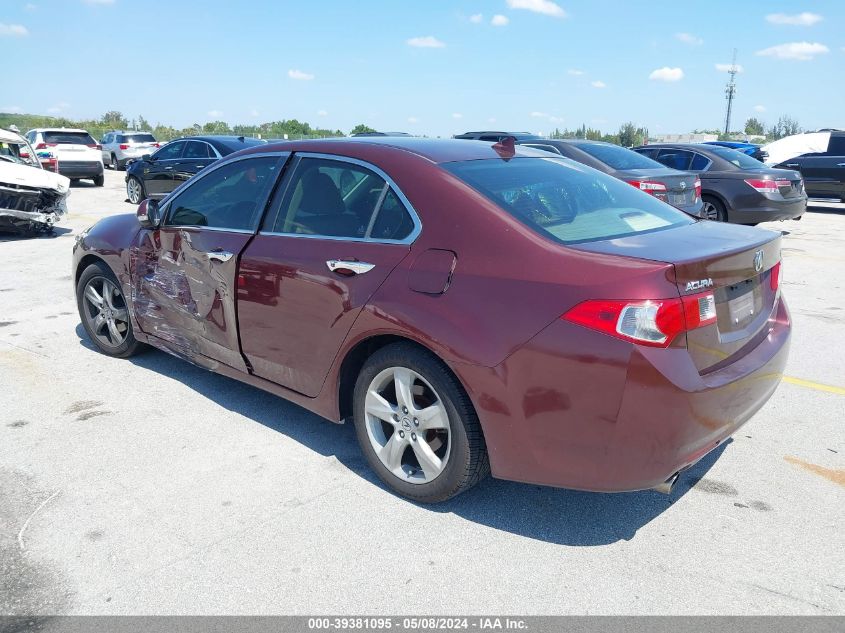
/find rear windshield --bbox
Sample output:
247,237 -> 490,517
708,146 -> 764,169
575,143 -> 663,170
118,133 -> 156,143
444,158 -> 694,245
43,131 -> 97,145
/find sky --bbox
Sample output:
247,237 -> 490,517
1,0 -> 843,136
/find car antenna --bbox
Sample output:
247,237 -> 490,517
492,135 -> 516,160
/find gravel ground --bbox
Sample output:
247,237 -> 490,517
0,169 -> 843,615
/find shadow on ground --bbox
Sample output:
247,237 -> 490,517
806,200 -> 845,215
0,226 -> 73,242
75,324 -> 727,546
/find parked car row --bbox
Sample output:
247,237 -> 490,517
452,131 -> 807,225
73,135 -> 791,502
24,128 -> 104,186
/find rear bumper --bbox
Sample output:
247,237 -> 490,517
59,162 -> 103,179
451,296 -> 791,492
732,196 -> 807,223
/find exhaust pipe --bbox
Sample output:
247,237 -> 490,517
652,472 -> 680,494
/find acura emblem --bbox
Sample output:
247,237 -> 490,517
753,250 -> 764,272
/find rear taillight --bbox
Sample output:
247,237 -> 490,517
774,178 -> 791,189
119,144 -> 129,150
744,178 -> 779,194
627,179 -> 668,196
153,143 -> 161,148
88,143 -> 102,150
694,178 -> 702,201
770,261 -> 782,292
562,290 -> 717,348
34,142 -> 57,150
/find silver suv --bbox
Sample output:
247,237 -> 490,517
100,131 -> 159,170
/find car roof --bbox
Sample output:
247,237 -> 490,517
241,137 -> 550,164
32,128 -> 90,134
455,131 -> 540,140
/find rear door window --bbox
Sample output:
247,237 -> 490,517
184,141 -> 213,159
656,149 -> 694,170
272,157 -> 391,239
690,153 -> 711,171
444,157 -> 693,245
575,143 -> 664,170
154,141 -> 185,161
826,135 -> 845,156
166,156 -> 281,230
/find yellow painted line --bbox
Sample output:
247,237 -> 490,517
782,376 -> 845,396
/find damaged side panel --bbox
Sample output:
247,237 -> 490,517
129,227 -> 252,372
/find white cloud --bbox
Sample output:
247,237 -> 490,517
675,32 -> 703,46
491,14 -> 509,26
649,66 -> 684,82
754,105 -> 766,113
407,116 -> 419,124
766,12 -> 823,26
567,69 -> 585,76
207,110 -> 223,118
288,69 -> 315,80
469,13 -> 483,24
756,41 -> 829,60
24,4 -> 37,10
591,80 -> 606,88
715,63 -> 744,72
530,111 -> 549,118
317,109 -> 328,117
407,36 -> 445,48
2,105 -> 24,114
549,116 -> 564,124
487,117 -> 497,123
0,23 -> 29,36
506,0 -> 566,18
452,113 -> 463,119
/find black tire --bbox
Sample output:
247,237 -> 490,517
352,343 -> 489,503
110,154 -> 119,170
76,262 -> 144,358
702,195 -> 728,222
126,175 -> 145,204
93,174 -> 104,187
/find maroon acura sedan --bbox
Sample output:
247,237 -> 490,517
72,137 -> 790,502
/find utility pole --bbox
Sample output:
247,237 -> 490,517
723,49 -> 738,137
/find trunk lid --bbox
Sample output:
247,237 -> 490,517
616,167 -> 699,208
571,221 -> 782,372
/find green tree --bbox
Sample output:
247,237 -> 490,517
617,122 -> 648,147
99,110 -> 128,129
744,117 -> 764,136
350,124 -> 377,135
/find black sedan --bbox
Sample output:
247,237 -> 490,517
634,144 -> 806,224
125,136 -> 266,204
515,139 -> 705,218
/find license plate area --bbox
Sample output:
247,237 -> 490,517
669,193 -> 689,206
728,292 -> 755,325
715,277 -> 764,332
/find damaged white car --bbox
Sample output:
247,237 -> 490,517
0,127 -> 70,235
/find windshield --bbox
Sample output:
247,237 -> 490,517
575,142 -> 664,170
709,146 -> 765,169
0,139 -> 41,168
444,157 -> 693,245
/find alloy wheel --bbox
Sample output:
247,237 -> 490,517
702,201 -> 719,221
364,366 -> 451,484
81,277 -> 130,348
127,177 -> 142,204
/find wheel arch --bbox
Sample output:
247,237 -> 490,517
336,334 -> 477,425
75,253 -> 110,286
701,190 -> 730,220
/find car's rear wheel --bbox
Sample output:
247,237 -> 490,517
93,174 -> 104,187
702,195 -> 727,222
110,154 -> 119,170
76,262 -> 143,358
352,343 -> 489,503
127,176 -> 144,204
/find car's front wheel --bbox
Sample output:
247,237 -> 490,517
702,195 -> 727,222
352,343 -> 489,502
127,176 -> 144,204
76,262 -> 143,358
110,154 -> 120,171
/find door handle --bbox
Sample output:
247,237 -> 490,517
206,250 -> 234,263
785,163 -> 799,168
837,163 -> 845,167
164,166 -> 173,170
326,259 -> 375,275
196,165 -> 205,169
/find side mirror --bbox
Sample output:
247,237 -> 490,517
142,153 -> 153,162
137,198 -> 161,229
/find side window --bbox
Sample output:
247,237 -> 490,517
184,141 -> 211,159
826,135 -> 845,156
370,189 -> 415,240
154,141 -> 185,161
479,135 -> 503,142
165,156 -> 280,230
272,158 -> 388,238
636,148 -> 658,159
690,153 -> 711,171
657,149 -> 693,171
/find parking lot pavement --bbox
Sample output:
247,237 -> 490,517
0,168 -> 843,616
